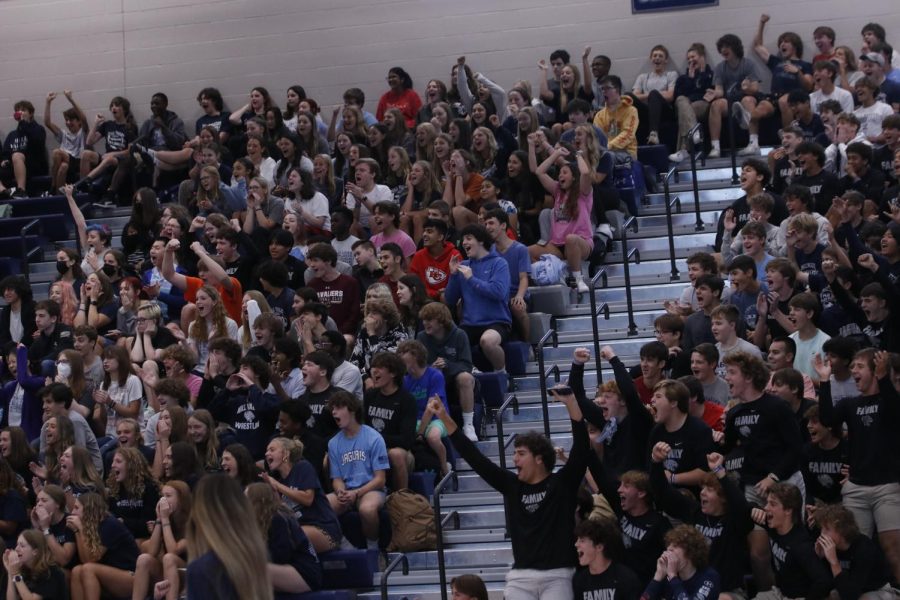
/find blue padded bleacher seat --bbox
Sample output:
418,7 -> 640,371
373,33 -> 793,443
277,591 -> 354,600
474,371 -> 508,409
638,144 -> 669,177
409,471 -> 436,499
318,549 -> 380,589
0,214 -> 69,242
472,341 -> 529,376
0,236 -> 42,277
338,508 -> 392,550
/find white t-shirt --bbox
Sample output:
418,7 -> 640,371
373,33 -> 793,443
810,86 -> 854,116
8,310 -> 23,344
56,128 -> 86,159
8,385 -> 24,427
346,184 -> 394,227
257,157 -> 277,186
790,329 -> 831,383
290,191 -> 332,232
103,374 -> 143,436
853,102 -> 895,139
331,235 -> 360,266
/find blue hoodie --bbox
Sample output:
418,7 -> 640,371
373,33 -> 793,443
444,248 -> 511,327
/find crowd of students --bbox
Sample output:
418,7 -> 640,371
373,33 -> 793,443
0,12 -> 899,600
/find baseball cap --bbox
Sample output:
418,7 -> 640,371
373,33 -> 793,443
860,52 -> 885,67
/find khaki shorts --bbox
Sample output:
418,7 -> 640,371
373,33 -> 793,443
842,481 -> 900,537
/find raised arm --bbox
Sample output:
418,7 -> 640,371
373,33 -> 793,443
162,239 -> 188,291
534,143 -> 564,193
753,14 -> 772,62
576,150 -> 592,196
537,60 -> 554,103
189,241 -> 234,292
63,184 -> 88,252
455,57 -> 476,112
581,46 -> 594,98
43,92 -> 61,137
229,102 -> 251,126
64,90 -> 90,134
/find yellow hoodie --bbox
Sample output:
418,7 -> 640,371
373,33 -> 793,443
592,95 -> 638,158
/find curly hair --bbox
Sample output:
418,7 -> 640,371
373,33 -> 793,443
190,285 -> 230,344
77,492 -> 109,560
160,344 -> 197,373
364,297 -> 401,330
107,446 -> 155,500
665,524 -> 710,571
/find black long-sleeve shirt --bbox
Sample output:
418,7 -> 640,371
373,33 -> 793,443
831,534 -> 890,599
650,462 -> 753,591
574,358 -> 653,477
646,416 -> 714,483
801,439 -> 847,505
767,525 -> 832,599
722,393 -> 803,486
818,378 -> 900,486
448,416 -> 589,571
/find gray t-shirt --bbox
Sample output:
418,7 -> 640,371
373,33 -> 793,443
633,71 -> 678,95
714,58 -> 764,96
701,377 -> 731,406
84,356 -> 105,391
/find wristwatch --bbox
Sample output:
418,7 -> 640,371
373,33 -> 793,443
42,528 -> 51,536
13,575 -> 22,583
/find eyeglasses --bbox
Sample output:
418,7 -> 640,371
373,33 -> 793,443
135,318 -> 151,323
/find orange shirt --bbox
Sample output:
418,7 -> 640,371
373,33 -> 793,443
184,276 -> 243,323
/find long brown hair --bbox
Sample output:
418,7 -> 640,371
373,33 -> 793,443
190,285 -> 230,343
76,492 -> 109,559
187,476 -> 272,600
19,529 -> 56,580
58,349 -> 88,400
45,416 -> 75,482
0,458 -> 27,500
189,410 -> 220,471
162,480 -> 193,540
102,344 -> 134,388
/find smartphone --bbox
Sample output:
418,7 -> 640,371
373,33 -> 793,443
552,386 -> 573,395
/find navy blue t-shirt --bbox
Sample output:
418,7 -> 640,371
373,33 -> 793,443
766,56 -> 813,96
187,551 -> 239,600
195,113 -> 232,137
97,121 -> 135,152
98,515 -> 139,571
275,461 -> 341,540
268,512 -> 322,591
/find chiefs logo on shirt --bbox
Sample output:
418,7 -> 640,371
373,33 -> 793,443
425,266 -> 448,286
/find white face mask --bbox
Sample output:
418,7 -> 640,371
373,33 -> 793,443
56,363 -> 72,379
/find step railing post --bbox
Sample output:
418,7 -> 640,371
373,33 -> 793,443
588,268 -> 610,382
536,330 -> 558,439
433,470 -> 459,600
620,217 -> 640,336
661,167 -> 681,282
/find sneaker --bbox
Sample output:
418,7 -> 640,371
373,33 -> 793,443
737,142 -> 760,156
576,279 -> 590,294
731,102 -> 751,130
691,128 -> 703,145
72,176 -> 93,193
707,147 -> 721,159
646,131 -> 659,145
10,188 -> 27,199
462,424 -> 478,442
668,149 -> 688,163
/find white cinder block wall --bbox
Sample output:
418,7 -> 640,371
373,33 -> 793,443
0,0 -> 897,138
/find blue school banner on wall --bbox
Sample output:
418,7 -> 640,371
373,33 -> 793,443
632,0 -> 717,13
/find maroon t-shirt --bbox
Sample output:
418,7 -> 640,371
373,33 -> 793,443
310,274 -> 361,334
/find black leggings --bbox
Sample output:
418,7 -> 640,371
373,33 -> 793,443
630,90 -> 675,138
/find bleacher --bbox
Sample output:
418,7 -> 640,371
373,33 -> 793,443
0,140 -> 771,599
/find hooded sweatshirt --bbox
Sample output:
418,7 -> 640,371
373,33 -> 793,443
409,242 -> 462,300
592,95 -> 638,158
444,248 -> 511,327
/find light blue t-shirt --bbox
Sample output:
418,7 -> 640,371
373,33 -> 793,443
328,424 -> 389,490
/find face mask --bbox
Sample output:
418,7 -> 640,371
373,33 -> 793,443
56,363 -> 72,378
101,264 -> 117,277
56,260 -> 69,275
13,111 -> 22,122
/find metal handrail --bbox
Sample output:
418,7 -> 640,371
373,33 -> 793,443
380,553 -> 410,600
433,470 -> 459,600
20,219 -> 42,284
587,267 -> 610,382
726,99 -> 739,184
685,122 -> 706,232
535,329 -> 558,439
495,393 -> 518,538
661,167 -> 682,282
620,217 -> 641,336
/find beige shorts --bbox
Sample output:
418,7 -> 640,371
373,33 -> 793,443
842,481 -> 900,537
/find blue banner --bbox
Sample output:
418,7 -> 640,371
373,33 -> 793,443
632,0 -> 718,13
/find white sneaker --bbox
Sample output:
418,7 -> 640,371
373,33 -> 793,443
691,129 -> 703,145
731,102 -> 751,130
462,424 -> 478,442
575,278 -> 589,293
668,149 -> 688,162
737,142 -> 760,156
707,147 -> 721,158
646,131 -> 659,145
